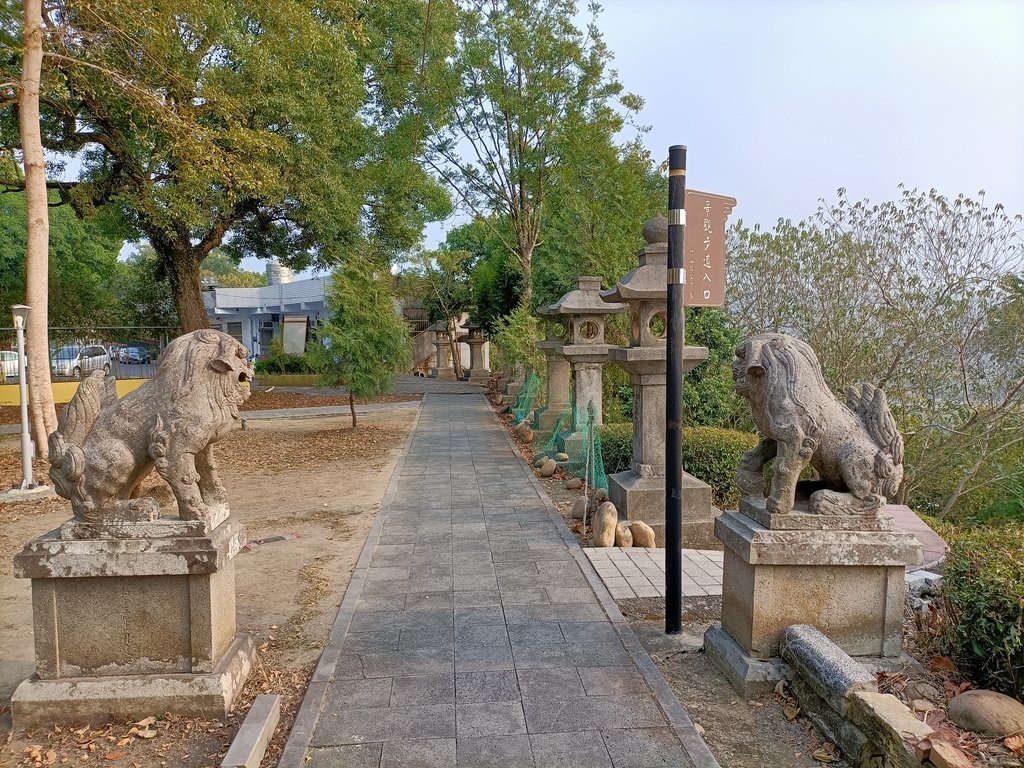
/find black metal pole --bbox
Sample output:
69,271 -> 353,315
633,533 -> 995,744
665,144 -> 687,635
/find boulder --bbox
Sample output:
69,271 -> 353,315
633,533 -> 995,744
593,488 -> 608,503
538,459 -> 557,478
630,520 -> 656,548
947,689 -> 1024,738
614,522 -> 633,548
555,453 -> 569,462
564,478 -> 583,490
591,502 -> 618,547
533,455 -> 548,467
571,497 -> 588,521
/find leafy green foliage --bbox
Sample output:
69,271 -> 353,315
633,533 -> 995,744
113,247 -> 179,330
316,255 -> 412,422
201,252 -> 267,288
598,423 -> 758,509
430,0 -> 640,299
1,0 -> 458,329
0,192 -> 124,325
489,302 -> 544,376
942,523 -> 1024,699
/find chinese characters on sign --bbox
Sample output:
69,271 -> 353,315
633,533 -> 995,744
684,190 -> 736,307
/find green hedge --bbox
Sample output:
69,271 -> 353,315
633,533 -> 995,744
597,423 -> 758,509
942,523 -> 1024,699
253,350 -> 323,375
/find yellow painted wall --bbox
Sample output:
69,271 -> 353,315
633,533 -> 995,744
0,378 -> 147,406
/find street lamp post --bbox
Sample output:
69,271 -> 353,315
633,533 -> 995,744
11,304 -> 35,490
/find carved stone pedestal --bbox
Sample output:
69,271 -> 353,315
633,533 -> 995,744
11,517 -> 254,728
607,469 -> 719,549
705,497 -> 922,696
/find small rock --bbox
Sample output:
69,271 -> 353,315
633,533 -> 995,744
948,689 -> 1024,738
614,521 -> 633,547
911,699 -> 936,713
591,502 -> 618,547
929,741 -> 974,768
533,455 -> 548,467
630,520 -> 656,548
571,497 -> 588,521
524,410 -> 535,423
905,680 -> 942,703
564,477 -> 583,490
539,459 -> 557,477
497,403 -> 510,414
593,488 -> 608,502
555,452 -> 569,462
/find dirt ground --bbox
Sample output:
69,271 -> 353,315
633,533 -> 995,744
0,404 -> 417,768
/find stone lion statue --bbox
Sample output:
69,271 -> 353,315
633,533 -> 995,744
48,329 -> 254,525
733,333 -> 903,515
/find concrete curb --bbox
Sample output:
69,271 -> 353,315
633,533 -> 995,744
276,399 -> 425,768
489,404 -> 722,768
221,694 -> 280,768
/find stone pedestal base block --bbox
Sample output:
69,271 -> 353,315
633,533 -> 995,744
607,469 -> 720,549
11,518 -> 254,728
703,624 -> 788,697
468,368 -> 491,384
713,503 -> 922,663
534,404 -> 570,433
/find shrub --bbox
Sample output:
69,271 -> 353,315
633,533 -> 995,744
253,349 -> 323,375
597,423 -> 758,508
942,523 -> 1024,699
490,303 -> 545,377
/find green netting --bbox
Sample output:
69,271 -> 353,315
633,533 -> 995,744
511,372 -> 542,424
544,410 -> 572,453
563,400 -> 609,493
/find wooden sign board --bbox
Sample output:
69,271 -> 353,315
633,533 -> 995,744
684,190 -> 736,307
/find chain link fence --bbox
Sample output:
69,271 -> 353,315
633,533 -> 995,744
0,326 -> 175,382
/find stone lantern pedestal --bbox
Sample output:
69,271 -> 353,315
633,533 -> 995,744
546,277 -> 624,451
602,217 -> 719,548
465,320 -> 490,384
11,515 -> 254,728
533,308 -> 571,433
428,322 -> 456,381
704,492 -> 922,696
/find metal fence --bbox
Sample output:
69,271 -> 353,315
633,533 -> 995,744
0,326 -> 176,383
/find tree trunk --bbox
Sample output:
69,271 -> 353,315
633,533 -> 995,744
19,0 -> 57,457
519,241 -> 533,303
157,243 -> 209,333
349,391 -> 357,428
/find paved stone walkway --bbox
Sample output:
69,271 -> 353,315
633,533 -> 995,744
280,394 -> 718,768
584,548 -> 724,599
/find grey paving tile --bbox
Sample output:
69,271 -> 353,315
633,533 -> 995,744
456,700 -> 527,737
558,622 -> 620,644
312,704 -> 456,746
578,667 -> 651,697
356,594 -> 408,613
600,727 -> 694,767
307,743 -> 383,767
529,731 -> 614,767
515,667 -> 584,698
342,629 -> 400,654
399,626 -> 455,650
389,674 -> 455,707
359,647 -> 454,679
322,677 -> 392,712
457,734 -> 535,767
546,587 -> 599,604
455,669 -> 520,703
406,592 -> 454,611
500,587 -> 549,606
507,621 -> 565,646
455,588 -> 501,606
454,643 -> 515,672
521,694 -> 667,733
512,641 -> 631,669
381,738 -> 456,768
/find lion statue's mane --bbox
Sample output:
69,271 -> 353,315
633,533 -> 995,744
733,333 -> 903,515
48,329 -> 254,525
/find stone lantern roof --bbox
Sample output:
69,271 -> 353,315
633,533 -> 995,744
601,216 -> 668,303
551,276 -> 624,315
427,321 -> 449,335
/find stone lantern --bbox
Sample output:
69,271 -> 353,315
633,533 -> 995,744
428,321 -> 456,381
601,216 -> 718,548
464,319 -> 490,384
547,277 -> 623,447
532,305 -> 571,433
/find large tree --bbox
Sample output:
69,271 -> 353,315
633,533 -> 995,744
428,0 -> 640,301
0,0 -> 457,331
727,188 -> 1024,518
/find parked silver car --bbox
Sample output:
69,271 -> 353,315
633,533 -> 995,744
0,350 -> 19,379
51,344 -> 111,378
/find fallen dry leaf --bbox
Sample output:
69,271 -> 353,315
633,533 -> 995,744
784,704 -> 800,721
930,656 -> 957,673
134,716 -> 156,727
1005,734 -> 1024,754
104,751 -> 125,760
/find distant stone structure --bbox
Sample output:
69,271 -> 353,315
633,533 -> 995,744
12,330 -> 255,728
705,332 -> 922,696
732,332 -> 904,517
